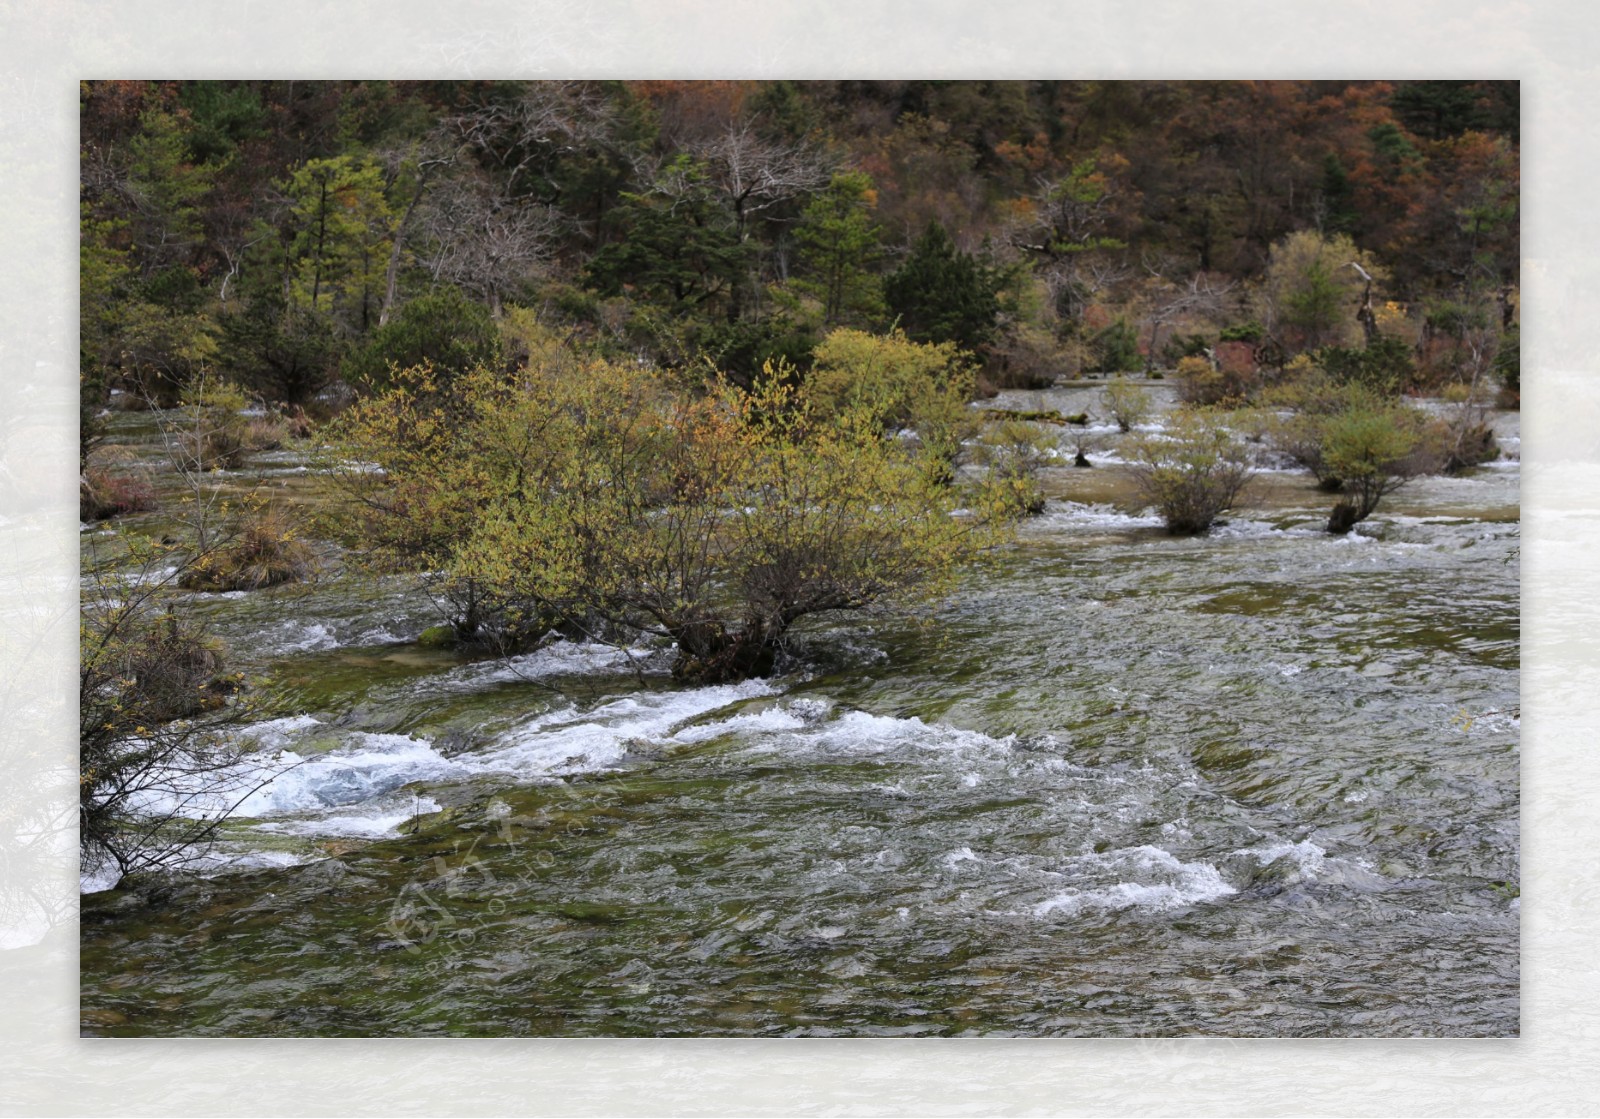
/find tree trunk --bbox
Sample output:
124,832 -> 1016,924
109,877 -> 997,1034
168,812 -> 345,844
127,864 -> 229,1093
1327,500 -> 1359,535
310,177 -> 328,311
671,619 -> 778,682
379,164 -> 436,327
1356,278 -> 1377,347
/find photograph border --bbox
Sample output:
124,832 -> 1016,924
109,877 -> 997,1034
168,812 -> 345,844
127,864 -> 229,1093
4,1 -> 1590,1113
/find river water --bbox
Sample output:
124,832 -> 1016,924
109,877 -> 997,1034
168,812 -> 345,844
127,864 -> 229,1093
79,391 -> 1520,1036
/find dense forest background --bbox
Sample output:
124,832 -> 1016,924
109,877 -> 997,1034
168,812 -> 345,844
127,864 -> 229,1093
79,78 -> 1519,436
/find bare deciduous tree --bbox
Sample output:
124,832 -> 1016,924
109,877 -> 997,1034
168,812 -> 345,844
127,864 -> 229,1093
690,121 -> 832,243
376,131 -> 461,325
419,175 -> 562,316
448,81 -> 634,203
1137,264 -> 1235,371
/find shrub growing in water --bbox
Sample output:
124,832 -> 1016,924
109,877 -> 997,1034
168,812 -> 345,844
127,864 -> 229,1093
326,346 -> 1004,682
973,419 -> 1057,515
804,328 -> 979,480
1321,403 -> 1439,533
168,380 -> 252,472
1102,377 -> 1153,432
1264,376 -> 1444,517
1263,375 -> 1380,491
178,505 -> 316,592
1125,409 -> 1255,534
79,567 -> 271,884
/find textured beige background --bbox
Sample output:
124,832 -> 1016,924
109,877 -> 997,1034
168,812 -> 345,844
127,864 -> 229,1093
0,3 -> 1582,1114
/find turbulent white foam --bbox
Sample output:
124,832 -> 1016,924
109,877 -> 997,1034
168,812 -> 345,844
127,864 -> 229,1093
1032,845 -> 1237,917
253,796 -> 441,838
352,626 -> 407,646
233,732 -> 452,816
1034,501 -> 1165,532
670,705 -> 809,743
449,641 -> 660,689
85,563 -> 181,588
135,681 -> 783,859
260,621 -> 340,654
778,708 -> 1012,757
1236,839 -> 1327,877
240,714 -> 325,750
1208,518 -> 1318,541
233,686 -> 755,819
477,679 -> 780,772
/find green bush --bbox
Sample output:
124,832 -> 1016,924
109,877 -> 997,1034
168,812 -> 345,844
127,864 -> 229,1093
343,288 -> 502,393
1263,375 -> 1438,501
883,221 -> 1002,353
1160,331 -> 1213,366
1425,299 -> 1491,337
1321,404 -> 1438,533
219,294 -> 343,407
1125,409 -> 1255,534
1102,377 -> 1153,432
1495,325 -> 1520,407
1089,318 -> 1142,373
691,315 -> 817,390
1219,321 -> 1264,344
1316,335 -> 1414,394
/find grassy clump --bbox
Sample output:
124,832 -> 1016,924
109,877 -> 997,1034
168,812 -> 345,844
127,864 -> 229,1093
179,507 -> 316,592
80,467 -> 157,522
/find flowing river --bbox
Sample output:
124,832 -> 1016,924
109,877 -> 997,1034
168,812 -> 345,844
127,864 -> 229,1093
79,391 -> 1520,1036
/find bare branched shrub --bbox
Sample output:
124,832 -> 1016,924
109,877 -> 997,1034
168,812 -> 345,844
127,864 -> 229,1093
80,549 -> 289,887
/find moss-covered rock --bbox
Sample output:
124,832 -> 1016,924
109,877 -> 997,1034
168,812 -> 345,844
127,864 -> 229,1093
416,625 -> 458,649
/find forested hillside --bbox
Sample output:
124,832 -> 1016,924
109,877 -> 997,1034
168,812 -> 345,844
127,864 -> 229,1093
79,79 -> 1519,428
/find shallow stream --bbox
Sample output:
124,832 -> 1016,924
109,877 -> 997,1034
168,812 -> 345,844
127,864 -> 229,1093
79,397 -> 1520,1036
